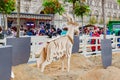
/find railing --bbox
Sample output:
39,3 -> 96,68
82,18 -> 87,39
0,35 -> 120,59
0,38 -> 6,46
30,36 -> 50,55
79,35 -> 120,57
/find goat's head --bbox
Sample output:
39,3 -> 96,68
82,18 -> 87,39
62,13 -> 80,35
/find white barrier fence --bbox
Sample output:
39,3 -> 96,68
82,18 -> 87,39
0,35 -> 120,59
79,35 -> 120,56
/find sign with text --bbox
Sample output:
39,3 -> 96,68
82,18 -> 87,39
113,24 -> 120,30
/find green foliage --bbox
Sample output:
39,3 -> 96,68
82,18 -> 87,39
99,17 -> 104,24
63,0 -> 90,18
63,0 -> 78,3
74,2 -> 90,18
63,0 -> 86,3
42,0 -> 65,15
89,16 -> 97,24
0,0 -> 15,14
117,0 -> 120,4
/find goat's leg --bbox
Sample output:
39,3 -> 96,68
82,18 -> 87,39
41,60 -> 52,72
67,48 -> 72,72
36,52 -> 45,68
61,55 -> 65,71
67,56 -> 71,72
66,43 -> 72,72
36,48 -> 45,68
36,58 -> 42,68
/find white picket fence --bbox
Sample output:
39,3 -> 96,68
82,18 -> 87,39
0,35 -> 120,59
79,35 -> 120,56
30,35 -> 120,57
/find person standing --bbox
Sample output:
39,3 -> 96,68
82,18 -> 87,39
91,27 -> 101,52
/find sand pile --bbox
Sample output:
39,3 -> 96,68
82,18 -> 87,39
43,54 -> 94,74
89,53 -> 120,68
77,66 -> 120,80
11,54 -> 94,80
11,53 -> 120,80
11,64 -> 54,80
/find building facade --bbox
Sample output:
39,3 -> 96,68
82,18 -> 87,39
87,0 -> 120,25
1,0 -> 120,28
54,0 -> 120,28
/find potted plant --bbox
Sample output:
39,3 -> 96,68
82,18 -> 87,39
0,45 -> 12,80
0,0 -> 15,79
6,0 -> 31,66
73,1 -> 90,53
101,0 -> 112,68
42,0 -> 65,28
0,0 -> 15,37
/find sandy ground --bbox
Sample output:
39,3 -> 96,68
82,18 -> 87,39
11,53 -> 120,80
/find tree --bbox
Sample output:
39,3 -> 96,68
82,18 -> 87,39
0,0 -> 15,31
89,16 -> 97,25
42,0 -> 64,15
118,0 -> 120,4
74,2 -> 90,26
16,0 -> 20,37
42,0 -> 65,28
99,17 -> 104,24
74,1 -> 90,35
63,0 -> 86,19
102,0 -> 106,39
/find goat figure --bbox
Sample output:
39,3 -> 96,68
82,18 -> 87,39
36,13 -> 79,72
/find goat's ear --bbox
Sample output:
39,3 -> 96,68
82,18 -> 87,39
73,22 -> 79,26
62,13 -> 71,22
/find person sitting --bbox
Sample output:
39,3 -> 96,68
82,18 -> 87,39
57,28 -> 62,35
61,27 -> 68,35
0,26 -> 4,39
39,27 -> 45,35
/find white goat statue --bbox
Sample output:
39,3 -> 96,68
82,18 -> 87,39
36,13 -> 79,72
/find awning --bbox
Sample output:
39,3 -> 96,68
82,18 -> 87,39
7,12 -> 53,20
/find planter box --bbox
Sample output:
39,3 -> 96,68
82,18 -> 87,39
101,39 -> 112,68
0,45 -> 12,80
6,37 -> 31,66
72,35 -> 79,53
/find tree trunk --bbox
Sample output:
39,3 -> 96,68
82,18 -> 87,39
72,2 -> 75,20
2,13 -> 6,38
81,15 -> 84,35
2,13 -> 5,31
102,0 -> 106,39
5,14 -> 8,30
52,14 -> 55,28
16,0 -> 20,37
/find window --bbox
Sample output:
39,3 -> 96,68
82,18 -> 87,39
107,12 -> 111,17
87,0 -> 92,5
117,13 -> 120,19
91,0 -> 95,6
114,3 -> 118,9
108,2 -> 112,9
94,10 -> 99,16
113,13 -> 117,19
95,0 -> 100,7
